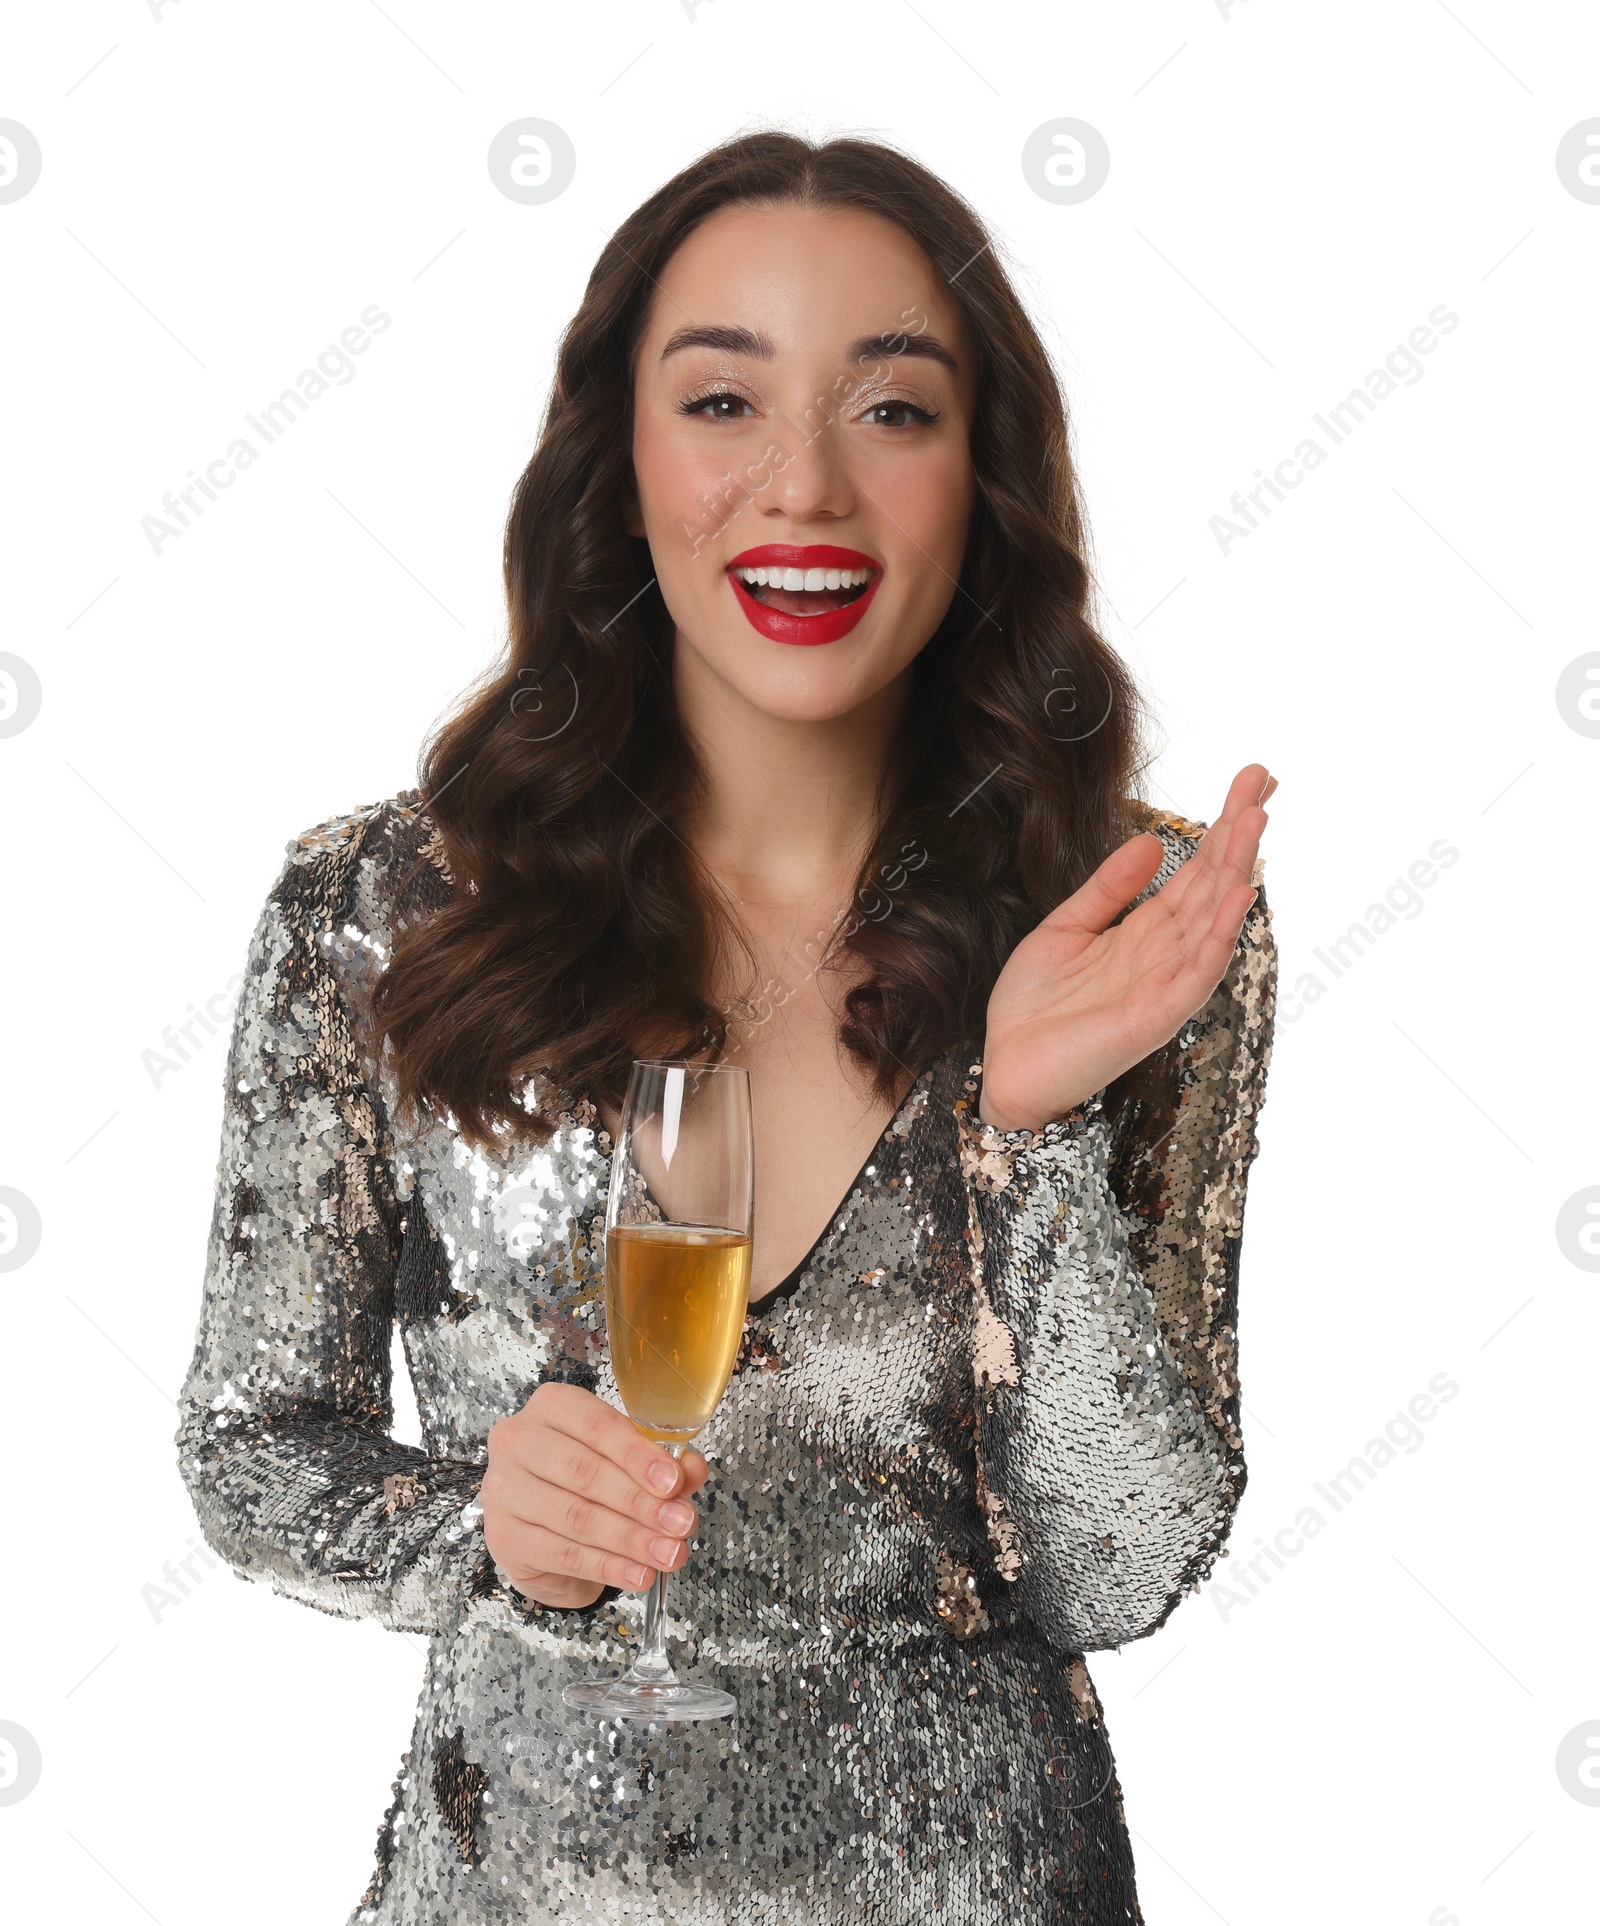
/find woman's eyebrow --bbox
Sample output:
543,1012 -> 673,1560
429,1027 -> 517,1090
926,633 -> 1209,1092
659,322 -> 959,377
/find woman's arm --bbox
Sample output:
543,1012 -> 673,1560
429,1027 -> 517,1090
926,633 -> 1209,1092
956,836 -> 1276,1652
173,811 -> 495,1637
175,804 -> 705,1632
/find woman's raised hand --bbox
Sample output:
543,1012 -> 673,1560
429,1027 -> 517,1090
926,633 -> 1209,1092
977,763 -> 1277,1134
482,1381 -> 708,1609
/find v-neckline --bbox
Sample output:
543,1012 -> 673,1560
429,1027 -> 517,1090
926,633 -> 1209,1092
581,1057 -> 939,1319
744,1058 -> 934,1317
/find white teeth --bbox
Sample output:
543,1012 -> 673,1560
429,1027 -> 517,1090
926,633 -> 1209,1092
735,564 -> 872,588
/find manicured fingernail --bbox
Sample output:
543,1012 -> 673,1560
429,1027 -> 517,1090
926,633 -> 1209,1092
646,1458 -> 678,1493
659,1500 -> 695,1534
625,1562 -> 651,1589
649,1535 -> 682,1566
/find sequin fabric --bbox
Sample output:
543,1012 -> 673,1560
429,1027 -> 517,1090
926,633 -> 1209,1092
175,791 -> 1277,1923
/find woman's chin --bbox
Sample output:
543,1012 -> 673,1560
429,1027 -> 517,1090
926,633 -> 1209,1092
671,613 -> 929,726
687,654 -> 907,728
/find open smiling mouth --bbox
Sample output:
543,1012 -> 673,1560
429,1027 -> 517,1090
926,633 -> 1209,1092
731,565 -> 874,617
725,553 -> 883,646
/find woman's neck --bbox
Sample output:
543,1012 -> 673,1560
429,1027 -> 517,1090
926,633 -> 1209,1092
671,637 -> 910,917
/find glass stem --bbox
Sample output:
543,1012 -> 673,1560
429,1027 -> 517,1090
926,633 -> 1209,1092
628,1441 -> 684,1686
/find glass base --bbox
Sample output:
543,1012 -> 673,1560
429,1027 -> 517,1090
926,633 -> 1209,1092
562,1677 -> 737,1723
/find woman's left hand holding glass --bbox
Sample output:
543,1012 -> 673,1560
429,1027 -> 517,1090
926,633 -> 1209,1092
977,763 -> 1278,1133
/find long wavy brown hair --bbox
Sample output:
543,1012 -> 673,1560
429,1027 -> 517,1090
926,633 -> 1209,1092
369,129 -> 1155,1152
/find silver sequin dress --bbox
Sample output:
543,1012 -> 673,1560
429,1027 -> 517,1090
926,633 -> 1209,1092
175,790 -> 1277,1924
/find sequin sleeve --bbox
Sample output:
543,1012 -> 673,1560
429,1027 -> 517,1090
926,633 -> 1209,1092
173,818 -> 495,1637
955,830 -> 1276,1654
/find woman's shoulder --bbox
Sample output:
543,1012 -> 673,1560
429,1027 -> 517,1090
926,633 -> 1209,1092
285,786 -> 436,865
269,787 -> 448,938
279,781 -> 440,874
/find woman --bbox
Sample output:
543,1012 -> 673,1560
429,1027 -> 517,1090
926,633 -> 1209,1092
177,131 -> 1277,1922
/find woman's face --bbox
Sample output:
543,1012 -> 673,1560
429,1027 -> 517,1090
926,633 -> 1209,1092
626,200 -> 978,724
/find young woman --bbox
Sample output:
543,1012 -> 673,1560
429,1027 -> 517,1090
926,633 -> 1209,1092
177,131 -> 1277,1923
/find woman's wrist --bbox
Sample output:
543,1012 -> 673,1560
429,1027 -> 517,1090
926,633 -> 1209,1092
974,1050 -> 1097,1134
977,1087 -> 1051,1133
965,1056 -> 1100,1140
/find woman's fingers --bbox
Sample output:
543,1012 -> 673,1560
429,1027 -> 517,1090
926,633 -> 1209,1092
1164,818 -> 1264,963
1039,765 -> 1274,946
507,1458 -> 699,1574
519,1415 -> 703,1540
491,1442 -> 704,1592
496,1513 -> 659,1594
484,1382 -> 713,1602
539,1471 -> 694,1573
1154,766 -> 1271,925
1127,876 -> 1260,1041
1186,766 -> 1268,885
519,1379 -> 687,1490
1201,879 -> 1261,973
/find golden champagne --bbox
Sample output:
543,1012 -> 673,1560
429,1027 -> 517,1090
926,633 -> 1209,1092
605,1224 -> 752,1442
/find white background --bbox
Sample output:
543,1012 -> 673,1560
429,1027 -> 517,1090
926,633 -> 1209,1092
2,3 -> 1596,1921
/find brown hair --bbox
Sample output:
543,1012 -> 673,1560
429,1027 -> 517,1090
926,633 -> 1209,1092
369,129 -> 1152,1150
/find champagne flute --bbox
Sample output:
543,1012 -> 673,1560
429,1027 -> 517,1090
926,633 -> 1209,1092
562,1059 -> 754,1722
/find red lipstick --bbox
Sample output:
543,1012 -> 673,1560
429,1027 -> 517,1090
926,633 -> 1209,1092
725,543 -> 882,646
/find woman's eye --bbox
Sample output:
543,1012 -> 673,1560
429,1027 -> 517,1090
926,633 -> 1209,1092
680,391 -> 756,421
863,400 -> 939,429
